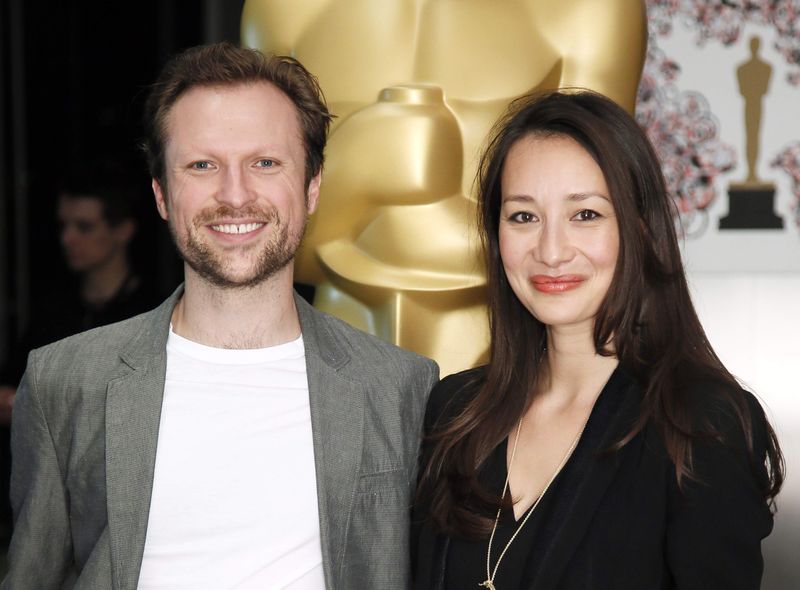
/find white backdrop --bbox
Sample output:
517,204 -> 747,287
688,271 -> 800,588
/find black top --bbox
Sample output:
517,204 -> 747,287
446,368 -> 628,589
413,366 -> 774,590
1,275 -> 163,384
445,436 -> 549,590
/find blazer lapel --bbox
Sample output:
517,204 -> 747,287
105,289 -> 181,590
532,369 -> 642,590
296,294 -> 365,588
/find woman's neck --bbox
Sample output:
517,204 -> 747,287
539,325 -> 618,408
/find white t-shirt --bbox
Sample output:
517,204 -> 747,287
136,329 -> 325,590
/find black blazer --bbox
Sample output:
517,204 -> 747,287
412,367 -> 774,590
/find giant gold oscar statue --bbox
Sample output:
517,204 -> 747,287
241,0 -> 647,375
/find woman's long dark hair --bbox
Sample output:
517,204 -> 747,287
418,90 -> 784,537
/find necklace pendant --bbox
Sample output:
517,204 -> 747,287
480,581 -> 496,590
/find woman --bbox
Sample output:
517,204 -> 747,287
413,90 -> 783,590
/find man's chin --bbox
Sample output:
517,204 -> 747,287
186,260 -> 293,290
209,275 -> 271,290
178,232 -> 299,290
65,260 -> 91,273
192,270 -> 266,290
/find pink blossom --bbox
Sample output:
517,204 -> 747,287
636,38 -> 736,234
647,0 -> 800,85
771,143 -> 800,227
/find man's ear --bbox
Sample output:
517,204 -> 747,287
153,179 -> 169,220
114,218 -> 136,246
306,172 -> 321,215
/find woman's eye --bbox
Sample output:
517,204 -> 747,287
510,211 -> 535,223
575,209 -> 601,221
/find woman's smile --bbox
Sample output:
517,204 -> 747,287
530,274 -> 585,293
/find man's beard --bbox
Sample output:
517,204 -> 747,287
169,204 -> 307,290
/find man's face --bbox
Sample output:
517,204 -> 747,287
58,196 -> 130,273
152,82 -> 320,290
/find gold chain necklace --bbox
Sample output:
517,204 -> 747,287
480,418 -> 586,590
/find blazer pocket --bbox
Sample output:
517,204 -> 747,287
357,467 -> 407,494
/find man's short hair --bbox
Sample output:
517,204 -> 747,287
142,42 -> 332,190
59,160 -> 140,228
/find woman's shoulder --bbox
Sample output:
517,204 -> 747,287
674,374 -> 774,493
424,365 -> 486,431
682,374 -> 768,443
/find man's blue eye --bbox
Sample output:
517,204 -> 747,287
258,159 -> 275,168
193,161 -> 210,170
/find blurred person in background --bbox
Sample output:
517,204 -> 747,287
0,159 -> 162,539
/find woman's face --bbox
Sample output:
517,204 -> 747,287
498,134 -> 619,335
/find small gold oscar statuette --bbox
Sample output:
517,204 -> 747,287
720,36 -> 784,229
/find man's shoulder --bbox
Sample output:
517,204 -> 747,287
300,299 -> 437,373
28,299 -> 170,377
300,301 -> 439,408
36,307 -> 153,351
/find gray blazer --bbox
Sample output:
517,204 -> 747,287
2,288 -> 438,590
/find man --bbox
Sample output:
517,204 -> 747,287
2,42 -> 438,589
0,165 -> 162,537
56,171 -> 156,326
1,165 -> 161,421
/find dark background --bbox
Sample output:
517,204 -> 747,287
0,0 -> 246,371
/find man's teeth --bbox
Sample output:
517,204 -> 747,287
212,223 -> 263,234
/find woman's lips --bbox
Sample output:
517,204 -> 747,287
530,274 -> 585,293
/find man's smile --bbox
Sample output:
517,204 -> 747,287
210,222 -> 265,235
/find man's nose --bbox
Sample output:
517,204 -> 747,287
61,225 -> 78,248
216,166 -> 257,209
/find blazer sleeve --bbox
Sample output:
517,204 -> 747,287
408,359 -> 441,487
1,352 -> 73,590
665,392 -> 774,590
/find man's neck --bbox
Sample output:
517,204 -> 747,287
81,255 -> 131,306
173,266 -> 301,349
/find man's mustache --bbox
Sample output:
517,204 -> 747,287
192,204 -> 279,226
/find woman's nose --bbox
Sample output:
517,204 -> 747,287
533,221 -> 574,267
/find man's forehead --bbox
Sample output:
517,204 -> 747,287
59,194 -> 103,207
162,81 -> 302,152
58,195 -> 104,218
167,81 -> 296,123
